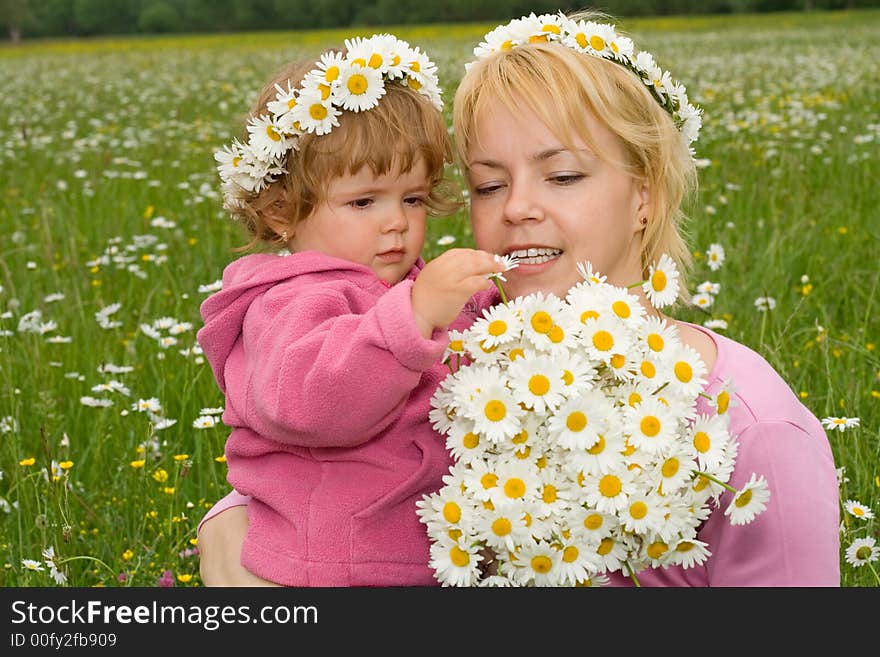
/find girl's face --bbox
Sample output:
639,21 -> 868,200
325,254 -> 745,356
466,100 -> 649,300
290,158 -> 430,284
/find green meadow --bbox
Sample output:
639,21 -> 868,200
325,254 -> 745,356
0,10 -> 878,587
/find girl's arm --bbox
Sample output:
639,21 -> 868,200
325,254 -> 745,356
243,278 -> 445,448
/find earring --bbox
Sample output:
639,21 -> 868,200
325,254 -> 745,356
639,217 -> 648,226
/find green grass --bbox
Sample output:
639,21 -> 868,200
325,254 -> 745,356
1,10 -> 878,587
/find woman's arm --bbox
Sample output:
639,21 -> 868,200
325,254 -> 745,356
197,503 -> 279,587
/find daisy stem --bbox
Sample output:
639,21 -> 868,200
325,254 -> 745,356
491,276 -> 509,306
627,280 -> 647,290
57,554 -> 116,575
624,561 -> 641,587
868,561 -> 880,586
691,470 -> 739,494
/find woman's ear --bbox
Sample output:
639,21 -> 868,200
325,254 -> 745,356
635,181 -> 652,230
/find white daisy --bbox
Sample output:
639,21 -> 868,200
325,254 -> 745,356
843,499 -> 874,520
639,315 -> 680,358
428,537 -> 483,587
667,537 -> 711,569
653,449 -> 697,495
547,390 -> 612,450
470,302 -> 522,349
580,315 -> 632,363
821,416 -> 860,432
665,343 -> 708,399
643,254 -> 680,308
567,424 -> 628,476
706,243 -> 725,271
507,353 -> 567,414
444,419 -> 488,465
471,502 -> 532,554
22,559 -> 44,572
724,473 -> 770,526
336,63 -> 385,112
575,260 -> 607,285
844,537 -> 879,567
624,397 -> 679,456
489,459 -> 541,507
510,540 -> 564,586
581,467 -> 634,514
289,89 -> 341,136
688,413 -> 730,471
555,536 -> 603,586
245,114 -> 292,161
706,377 -> 738,416
466,382 -> 524,444
620,492 -> 666,535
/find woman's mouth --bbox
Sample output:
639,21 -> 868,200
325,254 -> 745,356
505,247 -> 563,265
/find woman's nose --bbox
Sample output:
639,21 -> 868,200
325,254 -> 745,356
502,180 -> 543,224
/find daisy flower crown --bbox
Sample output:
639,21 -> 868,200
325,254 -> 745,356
215,33 -> 443,215
469,12 -> 702,150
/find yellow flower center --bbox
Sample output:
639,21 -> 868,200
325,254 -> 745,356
651,270 -> 667,291
368,53 -> 383,68
647,334 -> 664,352
265,124 -> 281,141
309,103 -> 327,120
548,324 -> 565,343
599,474 -> 622,498
324,66 -> 339,82
676,541 -> 694,553
640,415 -> 661,437
592,330 -> 614,351
580,309 -> 599,323
735,489 -> 753,508
491,517 -> 512,536
693,431 -> 710,453
597,538 -> 613,555
590,35 -> 605,51
347,74 -> 368,95
562,546 -> 579,563
528,374 -> 550,396
612,300 -> 630,318
584,514 -> 603,530
450,545 -> 470,567
566,411 -> 587,432
610,354 -> 626,369
562,369 -> 574,385
628,392 -> 642,407
319,83 -> 331,100
661,457 -> 680,477
716,391 -> 730,414
629,501 -> 648,519
530,555 -> 553,573
484,400 -> 506,421
442,501 -> 461,523
647,541 -> 668,560
504,477 -> 526,499
449,339 -> 464,352
509,347 -> 525,361
530,311 -> 553,334
674,361 -> 693,383
640,360 -> 656,378
542,485 -> 558,504
575,33 -> 588,49
463,432 -> 479,449
480,473 -> 498,489
488,320 -> 507,336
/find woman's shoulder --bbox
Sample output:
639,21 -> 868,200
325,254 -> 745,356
692,323 -> 824,436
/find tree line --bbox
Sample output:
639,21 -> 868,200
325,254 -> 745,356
1,0 -> 875,42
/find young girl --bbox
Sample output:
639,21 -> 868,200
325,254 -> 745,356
199,12 -> 840,587
198,33 -> 504,586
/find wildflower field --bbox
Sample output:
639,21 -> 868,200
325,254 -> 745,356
0,10 -> 878,587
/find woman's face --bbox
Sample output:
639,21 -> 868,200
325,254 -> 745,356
466,100 -> 649,300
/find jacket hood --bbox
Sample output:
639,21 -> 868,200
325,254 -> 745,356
197,250 -> 423,392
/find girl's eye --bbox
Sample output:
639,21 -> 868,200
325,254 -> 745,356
404,196 -> 426,207
549,173 -> 584,186
349,198 -> 373,209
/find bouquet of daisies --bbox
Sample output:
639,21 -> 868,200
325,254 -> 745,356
417,256 -> 769,586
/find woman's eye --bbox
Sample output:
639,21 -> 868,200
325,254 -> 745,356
473,182 -> 504,196
550,173 -> 584,186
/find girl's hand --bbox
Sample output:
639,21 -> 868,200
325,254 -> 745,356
412,248 -> 504,338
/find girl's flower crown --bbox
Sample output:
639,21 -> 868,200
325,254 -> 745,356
215,33 -> 443,215
469,12 -> 702,151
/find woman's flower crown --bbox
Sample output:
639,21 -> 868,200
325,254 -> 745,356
215,33 -> 443,214
469,12 -> 702,150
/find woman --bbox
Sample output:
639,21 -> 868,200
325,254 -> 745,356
197,11 -> 840,587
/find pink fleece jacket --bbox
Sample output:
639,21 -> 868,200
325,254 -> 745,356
197,250 -> 483,586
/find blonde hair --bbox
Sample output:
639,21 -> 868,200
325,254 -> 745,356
453,17 -> 697,287
232,56 -> 460,252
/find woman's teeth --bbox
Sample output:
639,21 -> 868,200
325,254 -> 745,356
508,247 -> 562,265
